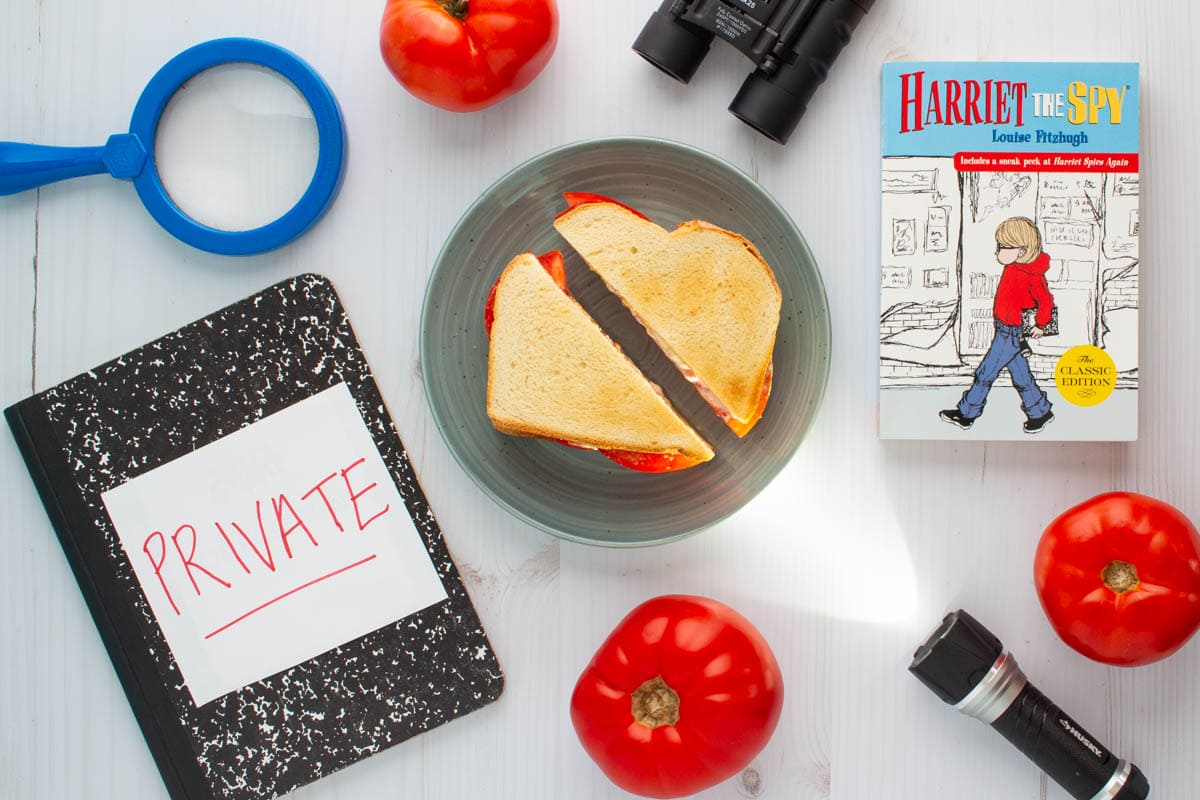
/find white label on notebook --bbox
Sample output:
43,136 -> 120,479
101,383 -> 448,707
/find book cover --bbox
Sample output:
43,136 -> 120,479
879,62 -> 1139,440
5,274 -> 503,799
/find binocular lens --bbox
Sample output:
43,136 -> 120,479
729,75 -> 807,146
633,10 -> 714,84
724,74 -> 811,146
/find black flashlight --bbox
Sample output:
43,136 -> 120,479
633,0 -> 876,144
910,610 -> 1149,800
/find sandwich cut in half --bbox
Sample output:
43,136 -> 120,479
554,193 -> 783,437
485,251 -> 715,473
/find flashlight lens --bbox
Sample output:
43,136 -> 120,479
908,610 -> 1004,705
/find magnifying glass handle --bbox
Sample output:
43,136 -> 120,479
0,133 -> 147,196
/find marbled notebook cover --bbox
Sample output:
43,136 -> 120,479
5,274 -> 504,799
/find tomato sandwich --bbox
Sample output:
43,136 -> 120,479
554,193 -> 782,437
485,251 -> 715,472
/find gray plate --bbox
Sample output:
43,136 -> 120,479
420,137 -> 830,547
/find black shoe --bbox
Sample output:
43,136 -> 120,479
939,409 -> 976,430
1023,412 -> 1055,434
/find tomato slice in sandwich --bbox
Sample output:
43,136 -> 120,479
535,249 -> 567,288
485,250 -> 567,337
599,448 -> 705,473
557,192 -> 650,222
556,442 -> 701,472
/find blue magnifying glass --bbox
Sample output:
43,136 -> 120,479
0,38 -> 346,256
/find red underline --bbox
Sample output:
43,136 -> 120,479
203,554 -> 378,639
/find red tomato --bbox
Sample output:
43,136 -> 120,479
1034,492 -> 1200,666
535,249 -> 566,288
571,595 -> 784,798
380,0 -> 558,112
599,448 -> 704,473
558,191 -> 651,222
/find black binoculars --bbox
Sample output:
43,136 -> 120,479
634,0 -> 876,144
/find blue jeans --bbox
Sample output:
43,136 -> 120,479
958,323 -> 1052,420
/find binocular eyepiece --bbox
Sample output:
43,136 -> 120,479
634,0 -> 876,145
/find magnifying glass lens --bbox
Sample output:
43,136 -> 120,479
154,63 -> 319,232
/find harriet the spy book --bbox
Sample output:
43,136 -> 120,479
879,62 -> 1139,440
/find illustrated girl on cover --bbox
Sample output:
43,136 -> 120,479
940,216 -> 1055,434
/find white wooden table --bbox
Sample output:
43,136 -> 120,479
2,1 -> 1197,798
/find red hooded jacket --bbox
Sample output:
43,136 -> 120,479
993,251 -> 1054,327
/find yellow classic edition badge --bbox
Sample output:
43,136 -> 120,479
1055,345 -> 1117,406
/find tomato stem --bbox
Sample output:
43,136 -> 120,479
631,676 -> 680,728
1102,560 -> 1140,594
438,0 -> 469,20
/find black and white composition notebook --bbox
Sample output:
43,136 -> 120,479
6,274 -> 503,800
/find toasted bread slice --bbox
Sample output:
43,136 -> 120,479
554,199 -> 782,435
486,253 -> 714,462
